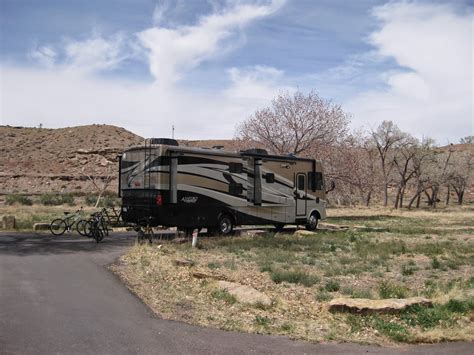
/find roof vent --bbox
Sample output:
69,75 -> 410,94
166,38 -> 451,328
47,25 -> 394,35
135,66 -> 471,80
149,138 -> 179,146
241,148 -> 268,155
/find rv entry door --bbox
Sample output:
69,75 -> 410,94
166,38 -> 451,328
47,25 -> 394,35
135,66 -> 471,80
295,173 -> 307,216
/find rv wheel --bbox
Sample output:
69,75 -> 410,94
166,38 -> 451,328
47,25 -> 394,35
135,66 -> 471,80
305,213 -> 319,231
217,215 -> 234,235
274,223 -> 285,232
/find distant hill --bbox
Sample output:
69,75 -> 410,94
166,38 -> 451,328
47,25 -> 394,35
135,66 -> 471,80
0,125 -> 240,195
1,124 -> 143,195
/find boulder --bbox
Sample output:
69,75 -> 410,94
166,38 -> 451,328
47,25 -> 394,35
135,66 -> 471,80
294,230 -> 316,237
174,258 -> 195,267
217,280 -> 271,306
319,223 -> 350,230
2,215 -> 16,229
33,223 -> 50,231
192,271 -> 227,281
328,297 -> 432,314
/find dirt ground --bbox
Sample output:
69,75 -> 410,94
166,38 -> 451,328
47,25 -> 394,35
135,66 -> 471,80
111,206 -> 474,345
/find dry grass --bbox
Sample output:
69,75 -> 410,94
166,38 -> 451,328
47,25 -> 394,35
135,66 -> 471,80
0,204 -> 99,230
112,206 -> 473,344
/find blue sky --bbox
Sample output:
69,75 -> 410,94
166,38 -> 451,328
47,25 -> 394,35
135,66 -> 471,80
1,0 -> 472,143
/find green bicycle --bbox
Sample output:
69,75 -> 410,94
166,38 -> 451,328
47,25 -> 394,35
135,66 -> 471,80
50,207 -> 90,236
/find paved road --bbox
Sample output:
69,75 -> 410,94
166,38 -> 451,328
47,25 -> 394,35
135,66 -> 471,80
0,232 -> 471,354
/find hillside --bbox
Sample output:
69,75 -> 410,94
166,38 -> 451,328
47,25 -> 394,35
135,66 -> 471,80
1,124 -> 144,194
0,125 -> 239,195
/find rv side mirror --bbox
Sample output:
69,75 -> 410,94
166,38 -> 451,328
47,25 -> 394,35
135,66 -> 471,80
326,180 -> 336,193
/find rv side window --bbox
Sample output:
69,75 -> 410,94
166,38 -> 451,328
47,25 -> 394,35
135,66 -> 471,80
229,183 -> 243,195
308,172 -> 314,191
265,173 -> 275,183
308,172 -> 323,191
297,174 -> 305,190
229,162 -> 243,173
316,172 -> 323,190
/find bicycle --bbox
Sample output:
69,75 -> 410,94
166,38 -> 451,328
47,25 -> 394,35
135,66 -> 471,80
50,207 -> 88,236
89,212 -> 108,243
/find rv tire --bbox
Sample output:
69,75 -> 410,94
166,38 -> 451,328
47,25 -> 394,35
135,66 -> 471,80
305,212 -> 319,231
274,223 -> 285,232
217,214 -> 234,236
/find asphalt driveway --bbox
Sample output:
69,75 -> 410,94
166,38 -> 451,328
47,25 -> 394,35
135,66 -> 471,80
0,232 -> 471,354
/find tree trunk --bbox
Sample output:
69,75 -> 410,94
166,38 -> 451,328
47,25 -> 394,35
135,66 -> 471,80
432,187 -> 439,208
394,187 -> 401,209
457,190 -> 464,205
446,185 -> 450,205
365,191 -> 372,207
416,193 -> 421,208
399,186 -> 405,208
408,189 -> 422,210
383,184 -> 388,207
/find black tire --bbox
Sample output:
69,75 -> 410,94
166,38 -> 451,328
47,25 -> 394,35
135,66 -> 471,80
305,212 -> 319,231
217,214 -> 234,235
93,226 -> 104,243
50,219 -> 67,236
76,220 -> 88,236
274,223 -> 285,232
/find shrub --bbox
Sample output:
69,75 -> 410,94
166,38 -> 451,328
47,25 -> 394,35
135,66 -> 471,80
378,281 -> 407,299
325,280 -> 341,292
85,195 -> 98,206
211,289 -> 237,304
271,270 -> 320,287
431,257 -> 441,269
401,264 -> 417,276
254,315 -> 270,326
5,194 -> 33,206
315,291 -> 333,302
40,194 -> 60,205
40,193 -> 75,206
61,193 -> 75,206
207,262 -> 221,270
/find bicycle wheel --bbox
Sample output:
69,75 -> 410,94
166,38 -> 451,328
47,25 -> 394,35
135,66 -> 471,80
50,219 -> 67,236
93,226 -> 104,243
77,220 -> 91,237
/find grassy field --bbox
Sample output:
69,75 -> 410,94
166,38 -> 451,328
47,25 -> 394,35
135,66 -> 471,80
0,204 -> 99,230
111,206 -> 474,345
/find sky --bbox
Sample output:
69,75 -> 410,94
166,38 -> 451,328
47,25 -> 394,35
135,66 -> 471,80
0,0 -> 472,144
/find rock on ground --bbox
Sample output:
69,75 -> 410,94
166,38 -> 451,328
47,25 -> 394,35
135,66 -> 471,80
328,297 -> 432,314
2,216 -> 16,229
33,223 -> 50,231
218,281 -> 271,306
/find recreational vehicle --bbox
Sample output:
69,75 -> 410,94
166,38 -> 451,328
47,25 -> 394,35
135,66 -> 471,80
119,138 -> 327,235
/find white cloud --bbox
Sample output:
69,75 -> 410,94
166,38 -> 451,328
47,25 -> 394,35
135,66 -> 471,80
64,34 -> 129,72
226,65 -> 292,100
0,64 -> 286,139
28,33 -> 131,73
1,1 -> 287,139
152,1 -> 171,26
29,46 -> 57,67
346,2 -> 473,143
137,0 -> 285,84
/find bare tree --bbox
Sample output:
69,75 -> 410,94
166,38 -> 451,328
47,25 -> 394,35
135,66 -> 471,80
81,161 -> 116,208
392,136 -> 418,209
236,90 -> 349,155
448,149 -> 474,205
407,139 -> 436,209
460,136 -> 474,144
370,121 -> 406,206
